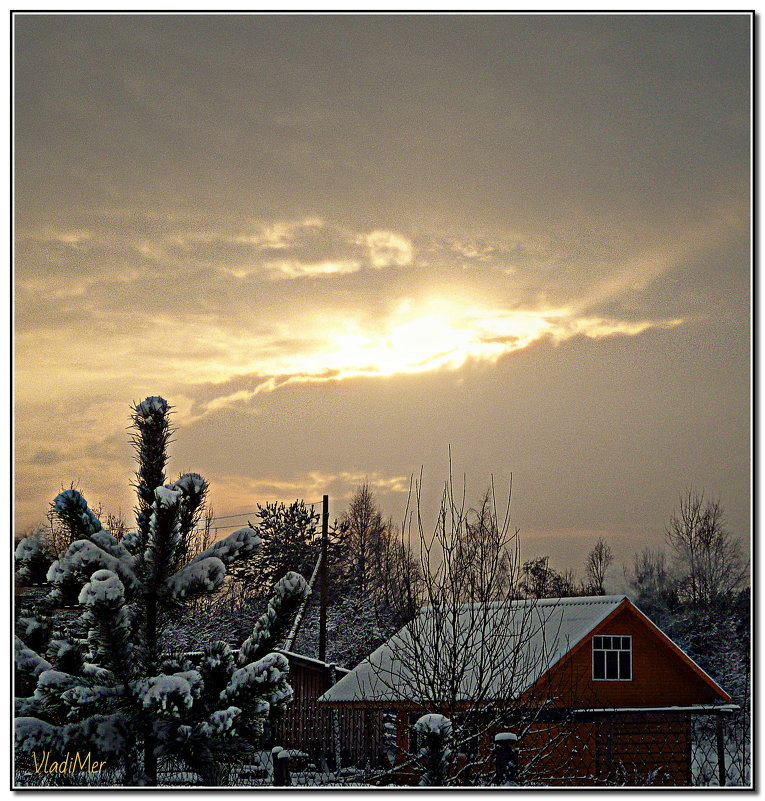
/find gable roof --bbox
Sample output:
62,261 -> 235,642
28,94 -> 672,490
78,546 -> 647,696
319,595 -> 626,705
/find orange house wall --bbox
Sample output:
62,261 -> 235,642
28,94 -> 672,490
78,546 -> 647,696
540,604 -> 723,709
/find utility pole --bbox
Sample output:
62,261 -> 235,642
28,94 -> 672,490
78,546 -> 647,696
319,494 -> 329,662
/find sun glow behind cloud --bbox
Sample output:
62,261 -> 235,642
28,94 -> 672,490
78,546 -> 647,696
202,299 -> 682,410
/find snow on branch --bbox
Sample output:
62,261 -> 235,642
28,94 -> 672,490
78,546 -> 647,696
190,526 -> 261,567
47,540 -> 140,598
61,713 -> 128,757
221,652 -> 291,713
15,717 -> 61,753
134,674 -> 198,719
143,486 -> 183,585
78,569 -> 126,608
15,635 -> 52,681
199,705 -> 242,738
163,557 -> 226,601
239,571 -> 310,665
53,488 -> 103,540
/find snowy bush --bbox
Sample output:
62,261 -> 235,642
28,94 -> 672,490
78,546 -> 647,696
414,713 -> 453,786
15,530 -> 55,586
13,396 -> 311,786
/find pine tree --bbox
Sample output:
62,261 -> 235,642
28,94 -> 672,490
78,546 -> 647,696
14,396 -> 310,786
229,500 -> 319,594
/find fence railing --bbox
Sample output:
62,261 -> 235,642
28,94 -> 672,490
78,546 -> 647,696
142,706 -> 750,788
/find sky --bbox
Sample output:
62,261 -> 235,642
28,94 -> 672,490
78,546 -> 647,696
13,14 -> 751,582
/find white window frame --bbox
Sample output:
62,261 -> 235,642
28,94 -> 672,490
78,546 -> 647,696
592,634 -> 632,681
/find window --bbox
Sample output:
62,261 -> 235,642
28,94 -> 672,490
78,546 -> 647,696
592,635 -> 632,680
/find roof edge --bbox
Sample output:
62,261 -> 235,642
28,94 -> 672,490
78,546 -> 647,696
627,601 -> 733,704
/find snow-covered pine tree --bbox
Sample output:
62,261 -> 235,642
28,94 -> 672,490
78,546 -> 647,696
15,529 -> 56,587
14,396 -> 310,786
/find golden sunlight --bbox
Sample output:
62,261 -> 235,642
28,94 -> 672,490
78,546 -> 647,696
202,299 -> 681,411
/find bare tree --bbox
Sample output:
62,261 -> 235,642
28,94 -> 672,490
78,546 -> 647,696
584,538 -> 613,595
339,473 -> 586,786
520,556 -> 579,599
665,491 -> 746,610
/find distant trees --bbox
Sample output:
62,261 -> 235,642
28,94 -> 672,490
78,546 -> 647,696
338,483 -> 389,596
665,490 -> 746,611
584,538 -> 613,596
626,490 -> 750,784
519,556 -> 578,599
518,539 -> 613,600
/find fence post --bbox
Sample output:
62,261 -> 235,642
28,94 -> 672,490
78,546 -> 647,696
272,746 -> 291,786
716,715 -> 726,787
606,714 -> 614,783
494,732 -> 519,785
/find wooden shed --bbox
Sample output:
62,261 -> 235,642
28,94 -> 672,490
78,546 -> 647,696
318,596 -> 733,785
272,649 -> 386,768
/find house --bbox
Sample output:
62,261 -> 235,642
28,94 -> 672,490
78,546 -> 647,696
318,595 -> 734,786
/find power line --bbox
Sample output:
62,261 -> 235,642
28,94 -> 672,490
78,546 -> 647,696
204,499 -> 326,527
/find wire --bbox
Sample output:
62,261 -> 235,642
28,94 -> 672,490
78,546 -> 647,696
207,499 -> 325,525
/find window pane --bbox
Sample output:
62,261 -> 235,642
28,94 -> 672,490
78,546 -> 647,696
606,650 -> 618,679
620,650 -> 631,680
593,636 -> 602,650
602,636 -> 611,649
594,650 -> 605,679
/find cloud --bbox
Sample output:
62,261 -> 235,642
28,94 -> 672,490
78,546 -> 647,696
365,230 -> 413,268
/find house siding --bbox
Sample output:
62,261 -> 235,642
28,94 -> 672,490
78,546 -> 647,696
540,604 -> 723,709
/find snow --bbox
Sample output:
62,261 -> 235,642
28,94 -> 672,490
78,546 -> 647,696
78,570 -> 125,607
14,636 -> 52,678
134,674 -> 195,717
221,652 -> 290,706
190,527 -> 261,567
134,396 -> 169,419
17,617 -> 44,641
90,529 -> 136,563
274,571 -> 310,599
15,536 -> 44,561
199,706 -> 241,737
63,684 -> 122,708
15,697 -> 41,717
169,473 -> 208,498
81,663 -> 116,682
54,489 -> 103,535
154,485 -> 184,508
15,717 -> 59,752
164,557 -> 226,600
495,732 -> 519,742
121,530 -> 142,553
35,668 -> 78,695
414,713 -> 452,736
48,540 -> 140,593
62,713 -> 127,756
174,670 -> 203,700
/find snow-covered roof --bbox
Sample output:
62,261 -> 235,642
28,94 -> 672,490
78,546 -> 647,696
319,595 -> 627,705
275,649 -> 350,675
